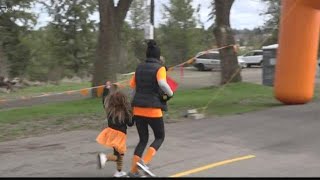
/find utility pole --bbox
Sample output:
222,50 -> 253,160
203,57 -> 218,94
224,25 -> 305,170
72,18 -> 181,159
150,0 -> 154,26
144,0 -> 154,40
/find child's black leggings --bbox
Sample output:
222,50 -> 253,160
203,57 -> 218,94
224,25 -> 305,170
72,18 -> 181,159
133,116 -> 165,157
110,148 -> 124,172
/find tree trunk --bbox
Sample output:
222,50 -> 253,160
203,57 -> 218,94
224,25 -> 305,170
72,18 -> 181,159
92,0 -> 133,97
213,0 -> 242,85
0,45 -> 8,77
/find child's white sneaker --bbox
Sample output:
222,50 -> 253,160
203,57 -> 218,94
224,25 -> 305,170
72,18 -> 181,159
113,171 -> 127,177
97,153 -> 107,169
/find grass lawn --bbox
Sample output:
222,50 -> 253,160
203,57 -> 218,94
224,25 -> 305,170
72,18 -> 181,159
169,82 -> 282,118
0,82 -> 282,122
0,82 -> 285,142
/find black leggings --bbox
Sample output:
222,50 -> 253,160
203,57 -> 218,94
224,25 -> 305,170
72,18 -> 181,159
133,116 -> 165,157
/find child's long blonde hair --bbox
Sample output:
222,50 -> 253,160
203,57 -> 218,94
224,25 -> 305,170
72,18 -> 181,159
104,90 -> 132,124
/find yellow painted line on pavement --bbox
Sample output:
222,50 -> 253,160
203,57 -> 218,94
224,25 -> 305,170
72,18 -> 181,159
169,155 -> 256,177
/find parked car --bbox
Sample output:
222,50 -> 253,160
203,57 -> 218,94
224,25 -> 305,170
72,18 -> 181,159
193,50 -> 246,71
238,50 -> 263,68
262,44 -> 320,66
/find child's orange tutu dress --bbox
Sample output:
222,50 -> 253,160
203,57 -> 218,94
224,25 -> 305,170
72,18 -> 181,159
96,127 -> 127,154
96,116 -> 134,154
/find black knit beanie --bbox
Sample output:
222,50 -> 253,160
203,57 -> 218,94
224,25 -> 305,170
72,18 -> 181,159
146,40 -> 161,60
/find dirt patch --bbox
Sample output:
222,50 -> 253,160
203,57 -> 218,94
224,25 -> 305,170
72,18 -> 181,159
0,113 -> 186,143
0,115 -> 105,142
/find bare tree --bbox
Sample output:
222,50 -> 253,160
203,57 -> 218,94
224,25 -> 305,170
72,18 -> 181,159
213,0 -> 242,85
92,0 -> 133,96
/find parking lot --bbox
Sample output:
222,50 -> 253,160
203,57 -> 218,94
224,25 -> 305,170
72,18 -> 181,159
168,67 -> 264,89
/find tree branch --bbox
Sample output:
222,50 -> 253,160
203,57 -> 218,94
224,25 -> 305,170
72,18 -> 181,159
116,0 -> 133,22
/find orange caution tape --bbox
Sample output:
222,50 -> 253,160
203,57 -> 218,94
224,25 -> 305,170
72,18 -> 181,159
66,91 -> 74,95
96,85 -> 105,97
80,89 -> 90,96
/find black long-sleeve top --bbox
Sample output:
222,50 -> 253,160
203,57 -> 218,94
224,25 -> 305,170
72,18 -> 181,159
107,114 -> 134,134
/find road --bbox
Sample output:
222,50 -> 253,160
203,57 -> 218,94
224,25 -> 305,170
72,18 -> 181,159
1,100 -> 320,177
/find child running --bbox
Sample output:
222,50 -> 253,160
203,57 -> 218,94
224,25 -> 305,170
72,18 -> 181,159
96,89 -> 134,177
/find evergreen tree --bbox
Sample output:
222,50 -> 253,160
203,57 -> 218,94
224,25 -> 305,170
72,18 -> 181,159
0,0 -> 36,78
41,0 -> 97,79
159,0 -> 198,65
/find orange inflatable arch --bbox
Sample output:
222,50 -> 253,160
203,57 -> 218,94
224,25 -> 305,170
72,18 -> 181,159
275,0 -> 320,104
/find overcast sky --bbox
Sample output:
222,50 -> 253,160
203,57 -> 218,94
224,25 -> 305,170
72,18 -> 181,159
35,0 -> 268,30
